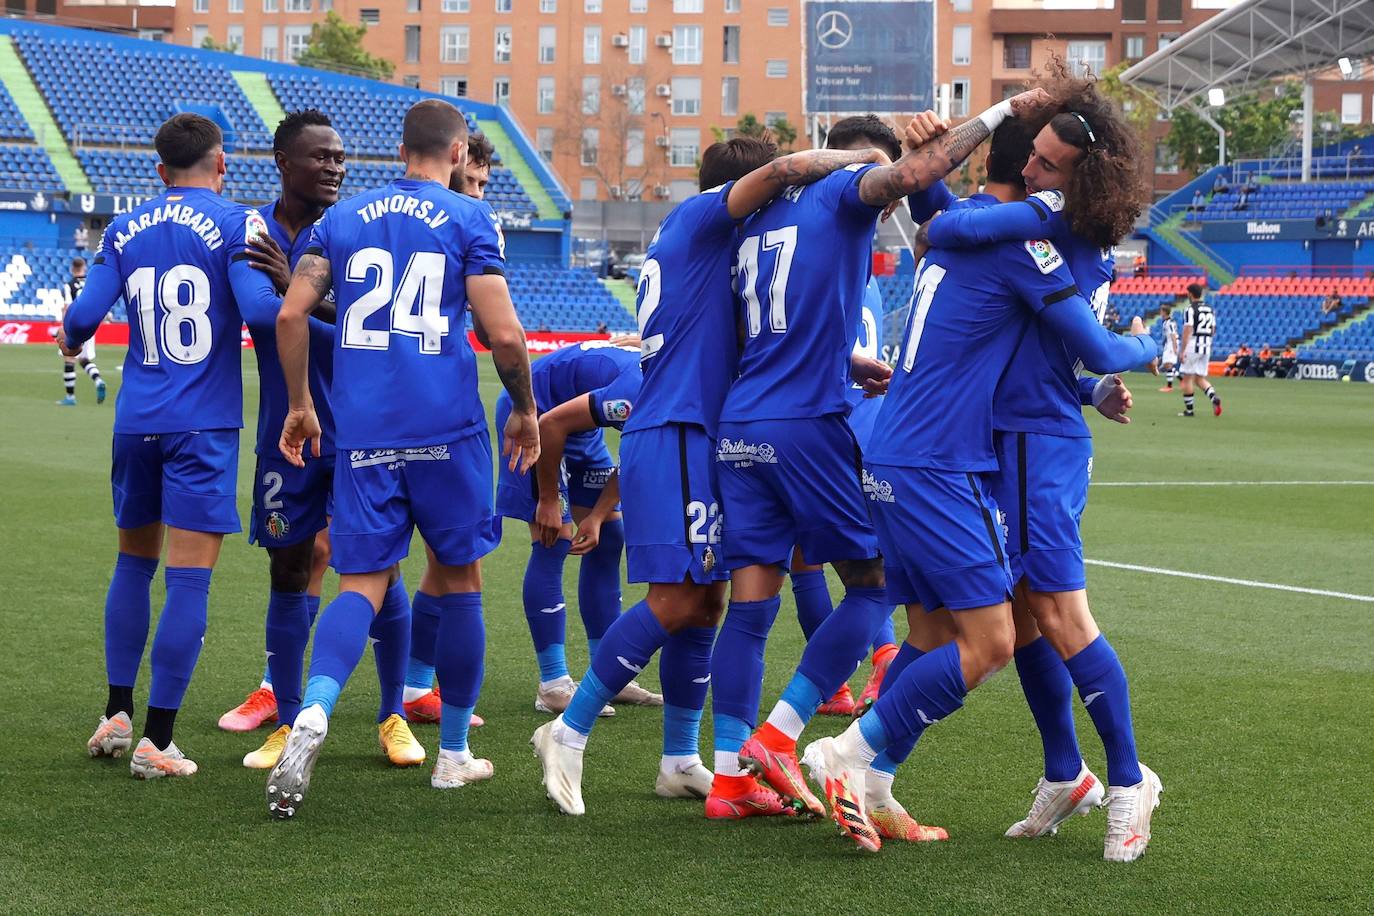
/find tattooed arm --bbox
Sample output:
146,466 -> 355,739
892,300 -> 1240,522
726,146 -> 891,219
277,252 -> 331,466
467,272 -> 540,474
859,89 -> 1052,207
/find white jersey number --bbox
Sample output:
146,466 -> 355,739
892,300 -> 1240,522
126,264 -> 213,366
1194,311 -> 1215,337
341,247 -> 449,353
900,262 -> 947,373
686,500 -> 722,545
636,257 -> 665,360
738,225 -> 798,337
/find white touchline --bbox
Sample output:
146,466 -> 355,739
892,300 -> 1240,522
1085,560 -> 1374,603
1092,480 -> 1374,488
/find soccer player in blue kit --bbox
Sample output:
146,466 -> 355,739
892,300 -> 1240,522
531,137 -> 892,817
64,114 -> 280,778
267,100 -> 538,816
799,116 -> 1159,853
711,93 -> 1052,823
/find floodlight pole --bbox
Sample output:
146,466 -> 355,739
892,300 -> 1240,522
1190,103 -> 1226,167
1301,79 -> 1314,182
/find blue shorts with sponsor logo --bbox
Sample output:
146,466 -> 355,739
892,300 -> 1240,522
249,452 -> 333,549
992,431 -> 1091,593
620,422 -> 727,585
716,415 -> 878,570
865,462 -> 1013,612
330,432 -> 499,575
111,430 -> 240,534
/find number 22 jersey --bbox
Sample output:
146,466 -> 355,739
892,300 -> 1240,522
306,178 -> 506,450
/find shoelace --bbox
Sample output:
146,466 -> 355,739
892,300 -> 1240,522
1023,778 -> 1057,822
241,690 -> 275,715
1105,790 -> 1138,837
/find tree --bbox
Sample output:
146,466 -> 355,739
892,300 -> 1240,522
1098,62 -> 1159,140
713,113 -> 798,149
296,11 -> 394,82
200,35 -> 241,54
1163,82 -> 1303,175
555,64 -> 667,200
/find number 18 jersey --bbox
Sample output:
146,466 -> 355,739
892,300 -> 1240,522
306,178 -> 506,450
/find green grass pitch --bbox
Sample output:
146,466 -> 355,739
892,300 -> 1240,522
2,345 -> 1371,913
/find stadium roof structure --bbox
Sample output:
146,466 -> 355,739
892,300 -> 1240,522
1121,0 -> 1374,111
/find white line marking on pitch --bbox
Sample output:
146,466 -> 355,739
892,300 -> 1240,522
1084,560 -> 1374,603
1092,480 -> 1374,488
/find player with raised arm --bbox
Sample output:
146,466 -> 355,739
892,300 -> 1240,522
65,113 -> 280,777
55,257 -> 106,406
711,93 -> 1049,830
531,137 -> 888,817
266,100 -> 538,817
1178,283 -> 1221,416
797,114 -> 1158,852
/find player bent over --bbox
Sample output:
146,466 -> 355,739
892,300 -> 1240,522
67,114 -> 279,777
267,100 -> 537,817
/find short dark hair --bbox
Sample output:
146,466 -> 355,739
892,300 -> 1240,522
71,257 -> 86,270
698,135 -> 778,191
154,113 -> 222,171
274,108 -> 333,154
985,118 -> 1039,187
1160,303 -> 1172,315
467,132 -> 495,169
826,115 -> 901,162
403,99 -> 468,158
1187,282 -> 1205,299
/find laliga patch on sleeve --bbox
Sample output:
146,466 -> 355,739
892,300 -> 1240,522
490,215 -> 507,259
602,398 -> 633,424
245,209 -> 268,243
1030,189 -> 1065,212
1024,239 -> 1063,275
843,163 -> 867,172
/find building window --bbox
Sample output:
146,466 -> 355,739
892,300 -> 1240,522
407,0 -> 421,12
441,76 -> 468,97
673,0 -> 703,11
582,76 -> 600,114
584,0 -> 600,10
359,8 -> 379,24
582,128 -> 599,166
723,25 -> 739,64
1121,0 -> 1145,22
580,178 -> 599,200
194,0 -> 208,13
670,128 -> 698,167
1121,35 -> 1143,60
1158,0 -> 1182,22
1003,36 -> 1030,70
951,0 -> 970,10
952,25 -> 971,66
1066,40 -> 1105,77
539,26 -> 556,63
286,0 -> 310,10
767,7 -> 788,26
536,127 -> 554,161
721,76 -> 738,116
496,0 -> 511,11
765,59 -> 787,78
261,25 -> 279,60
229,0 -> 243,12
193,24 -> 209,46
402,75 -> 421,88
629,25 -> 646,64
630,0 -> 647,11
724,0 -> 740,11
951,79 -> 970,118
765,111 -> 787,128
494,26 -> 512,62
671,77 -> 701,115
263,0 -> 278,11
625,128 -> 645,168
1158,33 -> 1178,51
584,26 -> 601,63
1155,144 -> 1179,174
540,0 -> 555,10
441,27 -> 469,63
673,26 -> 702,64
627,77 -> 645,114
537,77 -> 555,114
226,25 -> 243,50
442,0 -> 470,10
405,25 -> 421,63
284,25 -> 310,60
1342,93 -> 1363,125
493,77 -> 510,106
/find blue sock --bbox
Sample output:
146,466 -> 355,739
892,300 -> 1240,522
1015,636 -> 1083,782
370,577 -> 411,722
264,590 -> 310,727
577,518 -> 624,654
660,625 -> 714,757
713,713 -> 752,758
1064,635 -> 1142,786
871,613 -> 897,654
147,567 -> 211,710
871,642 -> 925,775
435,592 -> 484,752
794,586 -> 891,711
523,539 -> 571,681
104,553 -> 157,689
790,570 -> 831,641
777,671 -> 826,723
302,590 -> 376,718
870,641 -> 967,756
306,594 -> 321,626
587,637 -> 601,659
406,591 -> 441,689
565,600 -> 668,736
269,594 -> 322,688
709,597 -> 782,746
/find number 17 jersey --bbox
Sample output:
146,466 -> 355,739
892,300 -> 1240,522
306,178 -> 506,450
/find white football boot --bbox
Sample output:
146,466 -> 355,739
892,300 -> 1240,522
1005,762 -> 1106,838
1103,763 -> 1163,862
87,712 -> 133,758
266,704 -> 328,819
531,716 -> 586,816
654,758 -> 713,799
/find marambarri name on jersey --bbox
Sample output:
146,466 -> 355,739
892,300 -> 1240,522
355,193 -> 450,229
109,201 -> 226,254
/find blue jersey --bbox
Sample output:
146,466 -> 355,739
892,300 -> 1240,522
845,276 -> 885,410
65,186 -> 272,435
532,341 -> 643,430
721,164 -> 883,422
306,178 -> 506,449
625,183 -> 740,437
926,189 -> 1114,437
244,199 -> 338,455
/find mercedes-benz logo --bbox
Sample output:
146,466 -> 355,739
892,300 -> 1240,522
816,10 -> 853,49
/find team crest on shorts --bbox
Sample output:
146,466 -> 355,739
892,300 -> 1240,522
702,545 -> 716,573
265,511 -> 290,540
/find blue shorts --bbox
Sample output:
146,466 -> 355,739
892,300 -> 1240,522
248,452 -> 333,549
846,395 -> 883,455
993,431 -> 1091,593
494,394 -> 615,523
865,462 -> 1013,612
620,423 -> 727,585
717,415 -> 878,570
330,433 -> 499,574
111,430 -> 240,534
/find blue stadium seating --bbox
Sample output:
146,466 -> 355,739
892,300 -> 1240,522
0,83 -> 32,141
0,245 -> 88,320
1204,293 -> 1358,354
1299,312 -> 1374,362
506,266 -> 633,333
0,143 -> 62,191
1194,180 -> 1373,221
